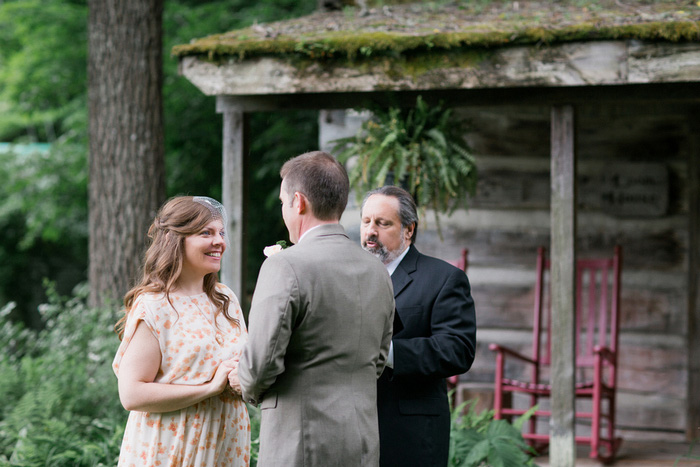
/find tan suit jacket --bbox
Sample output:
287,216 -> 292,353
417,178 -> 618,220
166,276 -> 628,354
238,223 -> 395,467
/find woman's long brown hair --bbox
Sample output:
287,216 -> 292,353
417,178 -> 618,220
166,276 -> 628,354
115,196 -> 237,340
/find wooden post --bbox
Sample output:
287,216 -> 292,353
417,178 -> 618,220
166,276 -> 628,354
219,101 -> 247,302
550,104 -> 577,466
688,112 -> 700,441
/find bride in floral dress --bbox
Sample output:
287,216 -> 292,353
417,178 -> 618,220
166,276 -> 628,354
113,196 -> 250,466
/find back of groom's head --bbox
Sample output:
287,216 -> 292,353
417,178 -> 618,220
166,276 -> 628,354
281,151 -> 349,221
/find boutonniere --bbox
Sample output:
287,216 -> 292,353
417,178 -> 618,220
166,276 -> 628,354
263,240 -> 290,257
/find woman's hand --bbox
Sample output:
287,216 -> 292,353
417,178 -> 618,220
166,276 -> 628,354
223,358 -> 242,395
208,360 -> 235,395
118,321 -> 238,412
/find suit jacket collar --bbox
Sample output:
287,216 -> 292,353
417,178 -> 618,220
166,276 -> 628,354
297,223 -> 348,244
391,244 -> 419,298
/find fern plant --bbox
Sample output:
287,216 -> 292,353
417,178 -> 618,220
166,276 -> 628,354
0,282 -> 125,466
332,96 -> 477,226
448,398 -> 538,467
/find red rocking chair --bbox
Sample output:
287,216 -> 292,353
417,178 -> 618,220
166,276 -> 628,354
446,247 -> 468,274
489,246 -> 623,462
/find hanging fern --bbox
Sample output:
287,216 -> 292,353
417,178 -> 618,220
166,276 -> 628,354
332,96 -> 477,228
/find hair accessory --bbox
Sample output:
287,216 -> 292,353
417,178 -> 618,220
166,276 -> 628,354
193,196 -> 230,246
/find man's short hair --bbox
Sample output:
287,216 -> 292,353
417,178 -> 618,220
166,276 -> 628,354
280,151 -> 349,221
361,185 -> 419,244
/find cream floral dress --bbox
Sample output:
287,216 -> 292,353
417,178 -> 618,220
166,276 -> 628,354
113,284 -> 250,467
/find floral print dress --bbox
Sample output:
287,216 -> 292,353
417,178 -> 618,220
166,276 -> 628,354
113,284 -> 250,467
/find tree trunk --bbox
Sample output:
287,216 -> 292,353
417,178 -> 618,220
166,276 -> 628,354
87,0 -> 165,307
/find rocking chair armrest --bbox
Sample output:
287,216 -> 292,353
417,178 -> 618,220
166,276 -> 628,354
488,343 -> 538,365
593,345 -> 616,363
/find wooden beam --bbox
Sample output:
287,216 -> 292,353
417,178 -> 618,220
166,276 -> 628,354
220,106 -> 247,301
180,42 -> 700,96
214,83 -> 700,113
550,104 -> 577,466
687,109 -> 700,441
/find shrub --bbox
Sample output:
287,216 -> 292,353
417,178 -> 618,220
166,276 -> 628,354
0,282 -> 125,466
0,142 -> 88,325
248,403 -> 261,466
449,398 -> 537,467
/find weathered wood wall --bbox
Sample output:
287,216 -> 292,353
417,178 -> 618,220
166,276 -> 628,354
328,102 -> 691,441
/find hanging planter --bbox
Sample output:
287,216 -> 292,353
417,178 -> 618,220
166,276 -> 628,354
332,96 -> 477,227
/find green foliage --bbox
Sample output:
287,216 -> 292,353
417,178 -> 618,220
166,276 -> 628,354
0,283 -> 126,466
0,143 -> 86,250
0,0 -> 319,318
244,111 -> 318,298
0,0 -> 87,142
0,140 -> 87,324
161,0 -> 317,200
332,96 -> 477,226
248,403 -> 261,467
0,0 -> 88,322
449,399 -> 537,467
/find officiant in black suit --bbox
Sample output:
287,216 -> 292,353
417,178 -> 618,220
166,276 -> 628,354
360,185 -> 477,467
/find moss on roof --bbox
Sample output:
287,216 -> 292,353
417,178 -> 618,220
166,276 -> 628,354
172,0 -> 700,62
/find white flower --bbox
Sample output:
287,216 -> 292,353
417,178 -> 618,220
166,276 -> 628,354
263,244 -> 284,257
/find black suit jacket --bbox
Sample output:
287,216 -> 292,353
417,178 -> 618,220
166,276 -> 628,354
378,245 -> 476,467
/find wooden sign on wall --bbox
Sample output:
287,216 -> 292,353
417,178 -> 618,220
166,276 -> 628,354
579,162 -> 669,217
470,161 -> 668,218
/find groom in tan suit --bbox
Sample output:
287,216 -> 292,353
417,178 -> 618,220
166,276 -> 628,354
230,151 -> 395,466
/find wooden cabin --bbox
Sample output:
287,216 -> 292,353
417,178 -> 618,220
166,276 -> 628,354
173,0 -> 700,458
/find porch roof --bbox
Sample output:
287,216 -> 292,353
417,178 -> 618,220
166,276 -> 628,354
173,0 -> 700,102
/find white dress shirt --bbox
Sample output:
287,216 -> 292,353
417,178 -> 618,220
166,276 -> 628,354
297,224 -> 324,244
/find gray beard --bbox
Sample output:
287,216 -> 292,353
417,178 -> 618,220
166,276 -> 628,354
363,236 -> 407,265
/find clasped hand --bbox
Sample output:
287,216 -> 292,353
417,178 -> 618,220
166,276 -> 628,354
220,358 -> 242,396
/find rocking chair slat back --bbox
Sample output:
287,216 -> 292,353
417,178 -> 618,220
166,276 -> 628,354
540,247 -> 621,369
